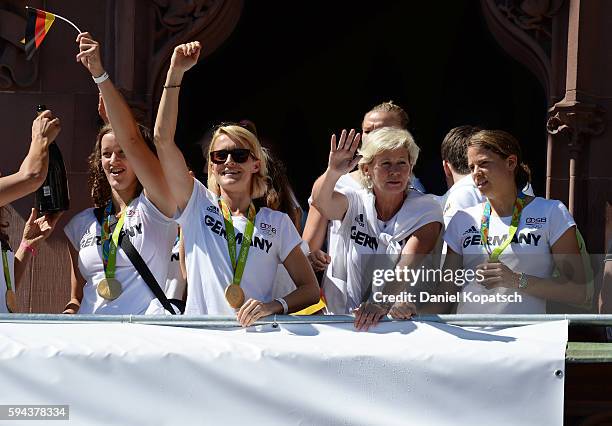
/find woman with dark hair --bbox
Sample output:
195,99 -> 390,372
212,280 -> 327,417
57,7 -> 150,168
62,32 -> 178,315
152,41 -> 319,326
1,112 -> 63,313
439,129 -> 585,314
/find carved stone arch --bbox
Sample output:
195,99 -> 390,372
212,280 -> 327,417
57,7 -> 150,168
480,0 -> 565,99
147,0 -> 244,125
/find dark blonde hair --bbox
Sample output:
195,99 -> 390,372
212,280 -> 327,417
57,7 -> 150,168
87,124 -> 155,208
467,129 -> 531,189
366,101 -> 410,129
206,125 -> 269,199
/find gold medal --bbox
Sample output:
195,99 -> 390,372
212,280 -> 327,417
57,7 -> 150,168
5,289 -> 17,313
97,278 -> 123,300
225,283 -> 245,308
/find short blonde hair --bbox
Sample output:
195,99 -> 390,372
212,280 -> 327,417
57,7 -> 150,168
207,125 -> 269,199
358,127 -> 420,189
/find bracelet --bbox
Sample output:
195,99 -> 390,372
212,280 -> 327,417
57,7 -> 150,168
19,242 -> 37,256
62,301 -> 80,313
163,84 -> 181,89
275,297 -> 289,315
92,71 -> 110,84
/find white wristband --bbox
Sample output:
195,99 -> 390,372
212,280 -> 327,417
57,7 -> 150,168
275,297 -> 288,315
92,71 -> 109,84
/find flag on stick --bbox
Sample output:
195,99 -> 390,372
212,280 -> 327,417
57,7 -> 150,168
23,6 -> 82,61
24,7 -> 55,60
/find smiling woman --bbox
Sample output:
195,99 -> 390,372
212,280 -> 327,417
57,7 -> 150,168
61,31 -> 179,316
150,41 -> 320,326
310,127 -> 443,329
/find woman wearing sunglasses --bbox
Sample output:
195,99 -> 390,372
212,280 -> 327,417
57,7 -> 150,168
1,112 -> 63,313
62,32 -> 178,315
311,127 -> 443,330
152,42 -> 319,326
439,130 -> 585,314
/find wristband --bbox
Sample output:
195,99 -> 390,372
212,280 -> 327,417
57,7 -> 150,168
19,242 -> 37,256
163,84 -> 181,89
93,71 -> 110,84
275,297 -> 289,315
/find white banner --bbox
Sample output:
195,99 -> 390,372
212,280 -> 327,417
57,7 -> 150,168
0,320 -> 567,426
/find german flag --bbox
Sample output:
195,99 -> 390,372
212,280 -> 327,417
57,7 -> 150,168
24,7 -> 55,60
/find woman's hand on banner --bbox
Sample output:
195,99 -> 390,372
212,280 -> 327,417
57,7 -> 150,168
237,298 -> 278,327
389,302 -> 417,320
353,301 -> 388,331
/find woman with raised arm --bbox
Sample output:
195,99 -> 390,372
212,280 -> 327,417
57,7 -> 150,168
1,112 -> 62,312
154,42 -> 319,326
311,127 -> 443,330
438,130 -> 585,314
62,32 -> 178,315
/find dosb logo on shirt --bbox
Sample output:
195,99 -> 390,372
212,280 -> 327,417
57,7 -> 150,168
207,205 -> 220,216
126,208 -> 138,218
526,217 -> 546,229
260,222 -> 277,236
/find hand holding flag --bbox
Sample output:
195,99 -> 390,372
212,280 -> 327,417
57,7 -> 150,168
76,32 -> 105,78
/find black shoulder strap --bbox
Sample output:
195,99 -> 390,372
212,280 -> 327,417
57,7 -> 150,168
94,207 -> 178,315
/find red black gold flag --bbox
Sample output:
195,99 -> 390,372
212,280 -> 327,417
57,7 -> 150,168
24,7 -> 55,60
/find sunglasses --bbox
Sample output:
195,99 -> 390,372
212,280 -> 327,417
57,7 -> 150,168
209,148 -> 254,164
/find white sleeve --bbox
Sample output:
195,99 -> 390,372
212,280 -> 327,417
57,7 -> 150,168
176,178 -> 205,227
139,192 -> 176,225
548,200 -> 576,246
443,212 -> 466,255
414,196 -> 444,230
338,190 -> 361,237
64,214 -> 83,251
278,214 -> 302,262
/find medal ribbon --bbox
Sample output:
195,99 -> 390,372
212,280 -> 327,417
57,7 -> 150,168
218,199 -> 256,287
2,248 -> 12,291
100,201 -> 129,279
480,192 -> 526,261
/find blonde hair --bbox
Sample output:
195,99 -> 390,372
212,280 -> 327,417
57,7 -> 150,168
358,127 -> 420,189
207,125 -> 269,199
365,101 -> 409,129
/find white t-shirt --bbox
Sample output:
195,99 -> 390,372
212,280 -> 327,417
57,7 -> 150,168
64,192 -> 178,315
317,174 -> 364,313
176,179 -> 302,315
442,175 -> 485,227
444,197 -> 575,314
325,188 -> 443,313
271,240 -> 309,299
164,232 -> 186,301
0,246 -> 15,314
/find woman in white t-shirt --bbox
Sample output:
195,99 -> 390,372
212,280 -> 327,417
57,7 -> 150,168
153,42 -> 319,326
439,129 -> 585,314
62,33 -> 178,315
1,112 -> 63,313
311,127 -> 443,330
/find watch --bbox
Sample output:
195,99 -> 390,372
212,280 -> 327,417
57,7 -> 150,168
518,272 -> 528,289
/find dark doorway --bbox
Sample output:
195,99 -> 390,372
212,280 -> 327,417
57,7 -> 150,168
174,1 -> 547,204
